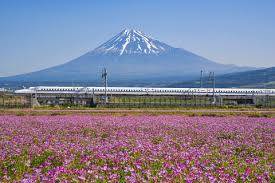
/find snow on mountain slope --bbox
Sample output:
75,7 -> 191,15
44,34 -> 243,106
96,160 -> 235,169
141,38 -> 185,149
93,29 -> 173,55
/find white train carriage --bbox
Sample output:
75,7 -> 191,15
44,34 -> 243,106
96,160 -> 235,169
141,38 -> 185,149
15,86 -> 275,96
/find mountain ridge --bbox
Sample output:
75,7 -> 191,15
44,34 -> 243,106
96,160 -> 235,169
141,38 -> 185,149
0,28 -> 255,83
169,67 -> 275,88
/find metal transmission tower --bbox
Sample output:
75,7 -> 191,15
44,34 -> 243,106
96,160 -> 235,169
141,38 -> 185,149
200,70 -> 203,88
209,72 -> 216,104
101,68 -> 108,104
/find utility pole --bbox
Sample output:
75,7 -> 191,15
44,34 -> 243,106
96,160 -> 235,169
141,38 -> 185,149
200,70 -> 203,88
212,72 -> 216,104
264,71 -> 268,106
102,68 -> 108,104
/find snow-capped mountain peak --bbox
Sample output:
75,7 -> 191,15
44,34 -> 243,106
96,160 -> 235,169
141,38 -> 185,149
93,29 -> 172,56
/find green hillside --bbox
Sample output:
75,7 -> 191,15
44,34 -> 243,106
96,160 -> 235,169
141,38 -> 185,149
169,67 -> 275,88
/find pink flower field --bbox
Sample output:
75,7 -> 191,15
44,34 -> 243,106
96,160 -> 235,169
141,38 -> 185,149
0,115 -> 274,182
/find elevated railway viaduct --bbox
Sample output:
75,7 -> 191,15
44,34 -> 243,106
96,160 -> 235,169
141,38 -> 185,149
14,86 -> 275,108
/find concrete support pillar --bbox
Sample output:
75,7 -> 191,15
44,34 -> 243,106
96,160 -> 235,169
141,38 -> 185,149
252,95 -> 256,105
31,94 -> 40,107
220,96 -> 223,106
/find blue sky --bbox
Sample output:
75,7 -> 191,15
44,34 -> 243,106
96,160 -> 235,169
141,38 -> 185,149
0,0 -> 274,76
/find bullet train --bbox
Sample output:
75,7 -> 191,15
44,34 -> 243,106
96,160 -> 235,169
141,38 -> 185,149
15,86 -> 275,96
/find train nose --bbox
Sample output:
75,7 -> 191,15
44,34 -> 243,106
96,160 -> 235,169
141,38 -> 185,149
14,89 -> 31,94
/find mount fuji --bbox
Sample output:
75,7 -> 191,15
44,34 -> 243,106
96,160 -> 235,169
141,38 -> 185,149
0,29 -> 254,85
